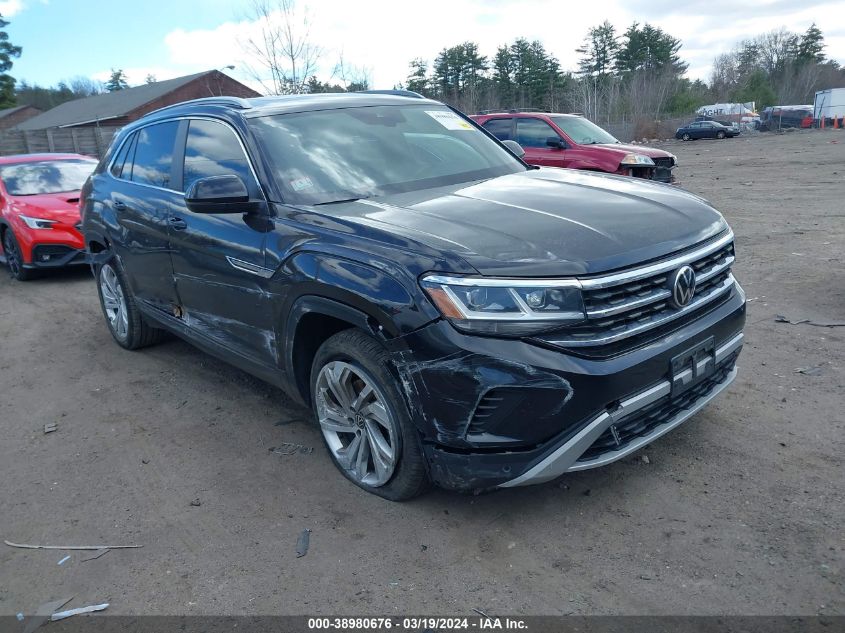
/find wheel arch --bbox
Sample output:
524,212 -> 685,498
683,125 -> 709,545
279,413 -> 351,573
85,229 -> 111,255
284,295 -> 387,407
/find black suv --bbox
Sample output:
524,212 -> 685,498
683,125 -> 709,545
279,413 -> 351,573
81,93 -> 745,500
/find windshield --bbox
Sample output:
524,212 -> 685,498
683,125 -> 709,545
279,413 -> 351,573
550,116 -> 619,145
249,105 -> 525,205
0,159 -> 97,196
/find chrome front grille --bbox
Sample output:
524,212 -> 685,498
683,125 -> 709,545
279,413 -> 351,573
542,232 -> 737,348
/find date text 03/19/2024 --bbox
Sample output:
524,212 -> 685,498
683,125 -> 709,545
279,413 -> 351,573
307,616 -> 528,630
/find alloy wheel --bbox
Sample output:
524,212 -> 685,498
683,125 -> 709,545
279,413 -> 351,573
100,264 -> 129,340
3,231 -> 22,277
315,361 -> 399,487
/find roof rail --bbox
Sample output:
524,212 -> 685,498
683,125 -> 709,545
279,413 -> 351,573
356,89 -> 426,99
147,96 -> 253,117
476,108 -> 550,115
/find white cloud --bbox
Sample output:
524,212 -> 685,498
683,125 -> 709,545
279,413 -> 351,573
155,0 -> 845,93
0,0 -> 24,17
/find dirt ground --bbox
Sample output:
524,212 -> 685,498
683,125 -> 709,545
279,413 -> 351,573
1,129 -> 843,617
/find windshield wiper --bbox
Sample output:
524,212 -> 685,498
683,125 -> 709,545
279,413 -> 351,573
313,196 -> 370,206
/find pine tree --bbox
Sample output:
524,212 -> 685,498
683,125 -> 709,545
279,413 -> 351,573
106,69 -> 129,92
576,20 -> 618,77
797,23 -> 825,63
615,22 -> 687,75
0,13 -> 22,108
432,42 -> 488,110
406,58 -> 430,96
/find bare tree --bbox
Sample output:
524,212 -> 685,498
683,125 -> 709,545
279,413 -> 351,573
69,76 -> 105,96
332,51 -> 371,92
240,0 -> 322,95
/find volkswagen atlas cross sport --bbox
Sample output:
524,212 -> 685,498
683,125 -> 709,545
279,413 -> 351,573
0,153 -> 97,280
80,93 -> 745,500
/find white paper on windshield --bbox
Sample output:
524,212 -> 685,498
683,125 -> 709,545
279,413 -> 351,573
425,110 -> 474,130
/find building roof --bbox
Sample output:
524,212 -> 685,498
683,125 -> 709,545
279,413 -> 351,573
15,71 -> 244,130
0,104 -> 39,119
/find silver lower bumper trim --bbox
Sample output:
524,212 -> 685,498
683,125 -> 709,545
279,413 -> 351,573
498,356 -> 741,488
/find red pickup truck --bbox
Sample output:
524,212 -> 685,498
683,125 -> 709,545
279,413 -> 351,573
471,111 -> 677,183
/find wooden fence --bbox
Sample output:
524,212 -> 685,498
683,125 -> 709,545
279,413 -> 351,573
0,126 -> 121,158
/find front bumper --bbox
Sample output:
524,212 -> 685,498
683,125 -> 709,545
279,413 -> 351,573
24,244 -> 88,269
500,337 -> 740,487
618,165 -> 676,184
392,284 -> 745,492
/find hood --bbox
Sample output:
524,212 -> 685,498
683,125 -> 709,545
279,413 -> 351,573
11,192 -> 82,225
305,169 -> 728,277
593,143 -> 674,160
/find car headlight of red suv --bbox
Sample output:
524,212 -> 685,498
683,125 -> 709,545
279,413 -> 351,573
620,154 -> 655,166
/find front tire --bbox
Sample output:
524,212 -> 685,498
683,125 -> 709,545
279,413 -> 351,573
682,133 -> 691,141
310,329 -> 429,500
3,228 -> 35,281
717,131 -> 726,139
96,258 -> 163,350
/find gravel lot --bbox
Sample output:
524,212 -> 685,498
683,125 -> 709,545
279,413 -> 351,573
1,129 -> 843,617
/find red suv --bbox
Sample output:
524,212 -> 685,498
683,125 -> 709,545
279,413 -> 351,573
472,112 -> 677,183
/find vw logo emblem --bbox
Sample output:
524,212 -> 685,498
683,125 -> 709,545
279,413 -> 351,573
670,265 -> 696,308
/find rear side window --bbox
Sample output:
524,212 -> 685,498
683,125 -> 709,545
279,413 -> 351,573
482,118 -> 513,141
129,121 -> 179,189
516,118 -> 557,148
182,119 -> 254,191
110,133 -> 136,178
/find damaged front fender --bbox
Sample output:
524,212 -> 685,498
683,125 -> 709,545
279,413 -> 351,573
389,321 -> 576,450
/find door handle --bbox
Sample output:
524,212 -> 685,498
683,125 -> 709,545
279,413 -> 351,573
168,216 -> 188,230
112,200 -> 127,211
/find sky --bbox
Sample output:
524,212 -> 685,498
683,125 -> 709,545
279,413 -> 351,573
3,0 -> 845,92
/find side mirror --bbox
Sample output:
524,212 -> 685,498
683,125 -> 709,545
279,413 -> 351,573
185,175 -> 260,214
501,139 -> 525,158
546,137 -> 566,149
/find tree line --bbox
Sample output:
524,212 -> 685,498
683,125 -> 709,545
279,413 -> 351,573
2,5 -> 844,124
402,21 -> 844,122
710,24 -> 842,108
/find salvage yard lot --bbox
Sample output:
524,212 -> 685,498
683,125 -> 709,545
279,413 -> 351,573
1,130 -> 843,616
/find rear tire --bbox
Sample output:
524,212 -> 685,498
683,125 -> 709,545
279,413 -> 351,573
310,329 -> 429,501
3,228 -> 35,281
96,258 -> 164,350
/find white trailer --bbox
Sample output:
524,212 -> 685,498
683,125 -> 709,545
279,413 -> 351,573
814,88 -> 845,120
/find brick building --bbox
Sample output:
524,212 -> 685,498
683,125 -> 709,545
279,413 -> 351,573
15,70 -> 260,131
0,105 -> 42,130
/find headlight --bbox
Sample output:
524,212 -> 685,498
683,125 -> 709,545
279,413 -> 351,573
620,154 -> 655,166
19,215 -> 56,229
421,274 -> 586,335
